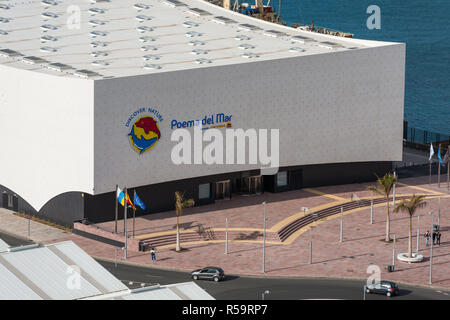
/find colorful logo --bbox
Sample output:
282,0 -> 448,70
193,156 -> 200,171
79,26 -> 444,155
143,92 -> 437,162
128,116 -> 161,154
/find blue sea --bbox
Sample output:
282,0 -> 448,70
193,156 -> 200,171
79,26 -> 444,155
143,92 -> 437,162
265,0 -> 450,135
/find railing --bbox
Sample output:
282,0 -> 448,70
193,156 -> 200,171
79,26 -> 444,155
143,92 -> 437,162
404,121 -> 450,146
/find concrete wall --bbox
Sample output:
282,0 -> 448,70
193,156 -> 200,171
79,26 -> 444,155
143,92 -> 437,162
93,43 -> 405,194
0,65 -> 95,212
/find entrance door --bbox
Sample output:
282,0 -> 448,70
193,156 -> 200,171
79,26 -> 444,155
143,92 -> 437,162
290,170 -> 303,190
215,180 -> 231,200
242,176 -> 263,195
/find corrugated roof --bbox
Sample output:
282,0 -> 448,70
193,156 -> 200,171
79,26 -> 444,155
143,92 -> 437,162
0,241 -> 127,300
83,282 -> 215,300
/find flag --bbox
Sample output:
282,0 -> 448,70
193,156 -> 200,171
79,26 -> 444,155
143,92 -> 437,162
438,145 -> 443,164
429,143 -> 434,161
125,191 -> 136,210
117,186 -> 125,206
443,149 -> 449,165
134,191 -> 146,211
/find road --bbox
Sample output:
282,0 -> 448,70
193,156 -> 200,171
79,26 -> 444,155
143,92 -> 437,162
1,230 -> 448,300
96,258 -> 449,300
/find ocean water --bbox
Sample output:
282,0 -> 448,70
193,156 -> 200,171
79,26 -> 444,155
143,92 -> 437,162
265,0 -> 450,134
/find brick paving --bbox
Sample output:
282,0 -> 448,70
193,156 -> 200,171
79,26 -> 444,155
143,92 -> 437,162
1,175 -> 449,289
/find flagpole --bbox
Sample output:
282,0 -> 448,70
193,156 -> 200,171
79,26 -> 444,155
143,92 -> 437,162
133,189 -> 136,239
447,145 -> 450,191
124,187 -> 127,259
115,184 -> 118,234
429,160 -> 432,185
438,144 -> 441,188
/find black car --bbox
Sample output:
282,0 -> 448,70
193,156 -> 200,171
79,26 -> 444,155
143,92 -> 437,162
365,281 -> 399,297
191,267 -> 225,282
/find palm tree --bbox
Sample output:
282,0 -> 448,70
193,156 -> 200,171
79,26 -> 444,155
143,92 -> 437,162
367,173 -> 397,242
394,195 -> 427,258
175,191 -> 195,252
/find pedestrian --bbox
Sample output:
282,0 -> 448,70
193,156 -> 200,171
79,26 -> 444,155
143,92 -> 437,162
432,231 -> 436,245
150,247 -> 156,262
437,232 -> 441,246
425,231 -> 430,246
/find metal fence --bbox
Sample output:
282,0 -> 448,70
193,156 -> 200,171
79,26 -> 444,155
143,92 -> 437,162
404,121 -> 450,145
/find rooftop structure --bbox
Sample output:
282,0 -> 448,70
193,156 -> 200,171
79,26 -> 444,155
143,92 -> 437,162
0,0 -> 383,79
0,239 -> 214,300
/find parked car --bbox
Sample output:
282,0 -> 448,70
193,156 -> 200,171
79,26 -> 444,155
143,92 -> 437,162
191,267 -> 225,282
365,281 -> 399,297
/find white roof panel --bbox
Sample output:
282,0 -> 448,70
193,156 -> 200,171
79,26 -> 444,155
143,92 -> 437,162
2,246 -> 101,299
168,282 -> 215,300
0,0 -> 380,79
0,238 -> 9,252
0,262 -> 42,300
51,241 -> 127,294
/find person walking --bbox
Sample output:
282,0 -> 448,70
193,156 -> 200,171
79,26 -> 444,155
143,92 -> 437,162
437,232 -> 441,246
425,231 -> 430,246
150,247 -> 156,262
432,231 -> 436,245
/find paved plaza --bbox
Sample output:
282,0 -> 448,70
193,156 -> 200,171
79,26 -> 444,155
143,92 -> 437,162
1,174 -> 449,289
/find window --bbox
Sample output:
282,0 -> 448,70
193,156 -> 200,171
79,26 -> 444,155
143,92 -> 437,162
277,171 -> 288,187
199,183 -> 210,199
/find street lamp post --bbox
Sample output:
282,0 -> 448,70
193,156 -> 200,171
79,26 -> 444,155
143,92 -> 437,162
262,201 -> 267,273
392,233 -> 396,268
428,211 -> 434,284
392,171 -> 397,206
309,213 -> 318,264
416,215 -> 420,252
225,217 -> 228,255
370,199 -> 373,224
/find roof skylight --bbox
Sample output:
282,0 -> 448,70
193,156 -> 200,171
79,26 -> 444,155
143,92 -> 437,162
143,54 -> 160,60
90,31 -> 108,37
41,35 -> 58,42
238,24 -> 262,31
136,15 -> 152,22
141,45 -> 157,51
234,34 -> 251,41
144,64 -> 162,70
40,46 -> 57,53
187,8 -> 211,16
139,36 -> 156,42
0,49 -> 21,58
90,41 -> 109,47
47,63 -> 72,72
191,49 -> 208,55
291,35 -> 314,43
183,21 -> 199,28
22,56 -> 48,65
91,51 -> 109,57
186,31 -> 202,37
195,58 -> 211,64
137,26 -> 154,33
162,0 -> 187,8
242,52 -> 259,58
134,3 -> 151,10
264,30 -> 288,37
213,16 -> 237,24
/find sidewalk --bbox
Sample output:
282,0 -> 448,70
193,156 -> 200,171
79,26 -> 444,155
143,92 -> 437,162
1,175 -> 449,289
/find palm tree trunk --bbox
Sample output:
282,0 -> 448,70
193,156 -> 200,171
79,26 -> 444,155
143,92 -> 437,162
176,215 -> 180,252
409,215 -> 412,258
385,197 -> 391,242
